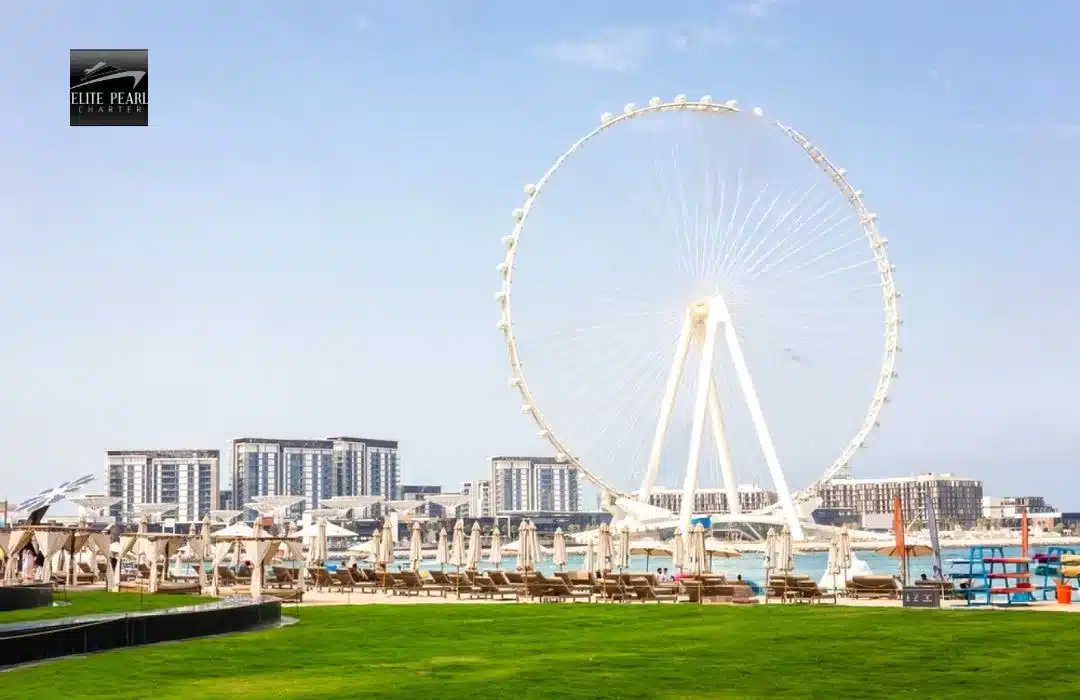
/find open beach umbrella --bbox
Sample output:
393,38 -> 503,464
409,521 -> 423,572
488,527 -> 503,569
630,538 -> 673,572
703,538 -> 741,569
690,523 -> 708,576
450,519 -> 467,570
552,527 -> 568,570
378,518 -> 395,568
763,528 -> 778,580
435,527 -> 449,569
617,525 -> 632,571
583,540 -> 597,573
672,530 -> 686,572
777,526 -> 794,575
596,523 -> 614,573
874,543 -> 934,557
466,521 -> 482,570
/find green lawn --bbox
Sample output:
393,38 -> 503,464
6,603 -> 1078,699
0,591 -> 214,623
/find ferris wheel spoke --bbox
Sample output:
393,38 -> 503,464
721,184 -> 820,280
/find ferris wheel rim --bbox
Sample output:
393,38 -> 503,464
496,96 -> 900,508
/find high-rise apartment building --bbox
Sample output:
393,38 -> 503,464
646,486 -> 777,515
231,437 -> 399,516
489,456 -> 581,515
461,479 -> 491,518
105,449 -> 220,524
819,473 -> 983,526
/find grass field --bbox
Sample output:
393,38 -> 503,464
5,602 -> 1078,699
0,591 -> 214,623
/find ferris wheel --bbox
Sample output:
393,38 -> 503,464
496,95 -> 900,539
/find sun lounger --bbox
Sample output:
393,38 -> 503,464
488,571 -> 512,586
472,575 -> 519,600
398,570 -> 447,597
629,577 -> 679,603
847,575 -> 900,600
270,566 -> 295,589
217,566 -> 241,587
331,569 -> 355,592
307,567 -> 332,591
600,579 -> 629,602
792,579 -> 834,604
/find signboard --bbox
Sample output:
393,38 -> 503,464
902,587 -> 941,608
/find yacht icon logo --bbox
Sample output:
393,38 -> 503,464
72,61 -> 146,90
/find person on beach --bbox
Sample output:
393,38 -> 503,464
662,567 -> 671,582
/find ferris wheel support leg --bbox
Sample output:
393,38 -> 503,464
707,377 -> 741,516
679,312 -> 720,543
719,314 -> 805,540
638,312 -> 694,504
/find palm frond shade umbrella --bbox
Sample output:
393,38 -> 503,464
409,521 -> 423,572
690,523 -> 708,576
435,527 -> 449,569
488,527 -> 503,569
450,519 -> 467,570
467,521 -> 482,570
672,529 -> 686,572
617,525 -> 632,571
552,527 -> 568,570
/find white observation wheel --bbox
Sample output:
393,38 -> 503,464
497,96 -> 900,540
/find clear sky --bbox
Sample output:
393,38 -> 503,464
1,1 -> 1078,508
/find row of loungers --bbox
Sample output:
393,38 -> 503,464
767,574 -> 911,603
305,567 -> 758,604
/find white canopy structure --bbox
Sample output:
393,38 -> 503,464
210,510 -> 243,524
294,520 -> 358,540
68,496 -> 121,523
213,522 -> 255,538
249,495 -> 305,521
321,496 -> 381,519
133,503 -> 177,522
424,493 -> 470,518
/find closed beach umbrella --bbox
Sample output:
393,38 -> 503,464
450,519 -> 467,570
672,530 -> 686,571
466,521 -> 482,570
529,521 -> 543,566
777,526 -> 794,575
597,523 -> 613,573
309,519 -> 329,566
583,540 -> 597,573
824,540 -> 842,592
617,525 -> 631,571
838,525 -> 852,582
200,515 -> 212,589
763,528 -> 778,579
367,528 -> 382,566
552,527 -> 568,570
378,518 -> 395,567
409,521 -> 423,572
517,520 -> 530,571
488,527 -> 503,569
435,527 -> 449,569
690,523 -> 708,576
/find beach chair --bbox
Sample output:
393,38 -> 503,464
792,579 -> 834,604
488,570 -> 512,586
847,575 -> 900,600
331,569 -> 355,592
600,579 -> 628,602
136,563 -> 152,580
627,577 -> 678,603
307,567 -> 332,591
217,566 -> 240,587
270,566 -> 295,589
472,575 -> 520,601
399,570 -> 447,597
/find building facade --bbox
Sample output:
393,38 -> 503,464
461,479 -> 492,518
819,473 -> 984,526
646,486 -> 778,515
105,449 -> 220,524
982,495 -> 1056,521
489,456 -> 581,515
231,437 -> 400,516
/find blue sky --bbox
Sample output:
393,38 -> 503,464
1,1 -> 1078,508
